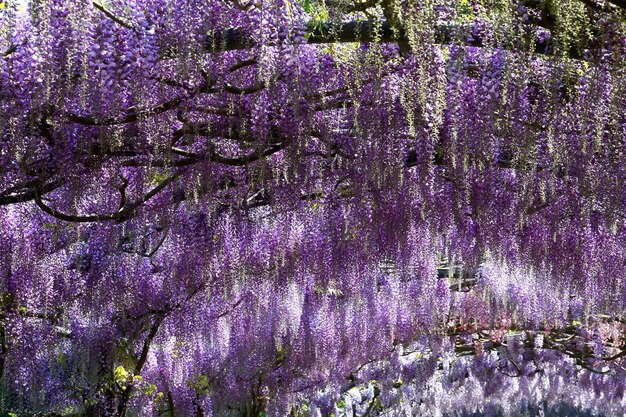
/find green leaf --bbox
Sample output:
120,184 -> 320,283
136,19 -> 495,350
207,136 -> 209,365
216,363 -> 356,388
303,0 -> 313,13
144,383 -> 158,396
187,374 -> 211,395
114,365 -> 131,387
148,171 -> 170,185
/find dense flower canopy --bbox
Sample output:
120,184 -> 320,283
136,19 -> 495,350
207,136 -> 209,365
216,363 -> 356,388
1,0 -> 626,416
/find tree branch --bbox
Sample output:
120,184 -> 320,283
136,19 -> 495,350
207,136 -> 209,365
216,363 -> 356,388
92,1 -> 137,32
116,315 -> 164,417
0,178 -> 65,206
223,81 -> 266,95
2,39 -> 27,58
123,142 -> 285,168
194,20 -> 586,59
228,57 -> 257,73
210,295 -> 245,320
68,96 -> 185,126
34,169 -> 185,222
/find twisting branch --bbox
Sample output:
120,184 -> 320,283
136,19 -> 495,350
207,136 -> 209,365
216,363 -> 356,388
116,315 -> 165,417
311,131 -> 354,159
125,141 -> 286,168
210,295 -> 245,320
69,72 -> 218,125
34,168 -> 186,222
223,81 -> 266,95
195,20 -> 587,60
380,0 -> 410,55
68,96 -> 185,126
134,316 -> 164,376
206,142 -> 286,166
2,39 -> 27,58
307,86 -> 350,101
142,224 -> 171,258
140,202 -> 181,258
126,279 -> 209,321
115,278 -> 220,415
362,386 -> 381,417
228,57 -> 257,73
525,199 -> 551,216
147,74 -> 195,90
449,318 -> 626,378
165,383 -> 176,417
117,176 -> 129,211
174,120 -> 259,143
496,354 -> 523,377
92,1 -> 137,32
0,178 -> 64,206
2,43 -> 20,58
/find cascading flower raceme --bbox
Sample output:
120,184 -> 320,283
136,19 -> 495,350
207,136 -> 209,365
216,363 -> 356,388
1,0 -> 626,416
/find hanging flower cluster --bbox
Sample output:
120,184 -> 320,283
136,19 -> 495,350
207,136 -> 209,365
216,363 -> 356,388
1,0 -> 626,416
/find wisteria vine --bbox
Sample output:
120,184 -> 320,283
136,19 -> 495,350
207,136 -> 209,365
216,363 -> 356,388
1,0 -> 626,416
